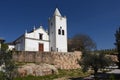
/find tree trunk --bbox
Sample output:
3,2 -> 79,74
94,68 -> 98,80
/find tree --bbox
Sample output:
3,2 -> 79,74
0,43 -> 16,80
115,27 -> 120,69
1,43 -> 8,51
80,52 -> 112,78
68,34 -> 96,52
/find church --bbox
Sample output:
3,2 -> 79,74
13,8 -> 68,52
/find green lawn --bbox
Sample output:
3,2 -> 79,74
14,69 -> 91,80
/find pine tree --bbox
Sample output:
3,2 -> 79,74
115,27 -> 120,69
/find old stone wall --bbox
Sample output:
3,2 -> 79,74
13,51 -> 82,69
106,54 -> 118,62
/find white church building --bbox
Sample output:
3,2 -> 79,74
13,8 -> 68,52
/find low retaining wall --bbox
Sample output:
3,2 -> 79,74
13,51 -> 82,69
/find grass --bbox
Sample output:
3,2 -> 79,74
13,69 -> 91,80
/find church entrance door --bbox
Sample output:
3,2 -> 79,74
39,43 -> 44,52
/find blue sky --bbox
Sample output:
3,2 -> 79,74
0,0 -> 120,50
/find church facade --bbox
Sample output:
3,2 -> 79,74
13,8 -> 68,52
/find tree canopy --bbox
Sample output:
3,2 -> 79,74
115,27 -> 120,69
80,52 -> 113,76
68,34 -> 96,52
1,43 -> 8,51
0,43 -> 16,80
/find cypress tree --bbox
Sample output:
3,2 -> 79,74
115,27 -> 120,69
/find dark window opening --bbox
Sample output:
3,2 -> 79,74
60,27 -> 62,29
51,47 -> 53,51
39,33 -> 43,40
62,30 -> 64,35
58,29 -> 61,35
51,22 -> 53,26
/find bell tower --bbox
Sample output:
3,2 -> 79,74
49,8 -> 67,52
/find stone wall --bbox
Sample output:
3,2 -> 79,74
13,51 -> 82,69
106,54 -> 118,62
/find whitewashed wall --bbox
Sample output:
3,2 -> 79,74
24,27 -> 49,51
15,27 -> 49,51
49,8 -> 68,52
55,16 -> 67,52
25,26 -> 49,40
8,45 -> 15,50
15,36 -> 25,51
25,38 -> 49,51
49,17 -> 56,51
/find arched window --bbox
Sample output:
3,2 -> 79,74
62,30 -> 64,35
58,29 -> 61,35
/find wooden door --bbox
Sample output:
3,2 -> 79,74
39,44 -> 44,52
